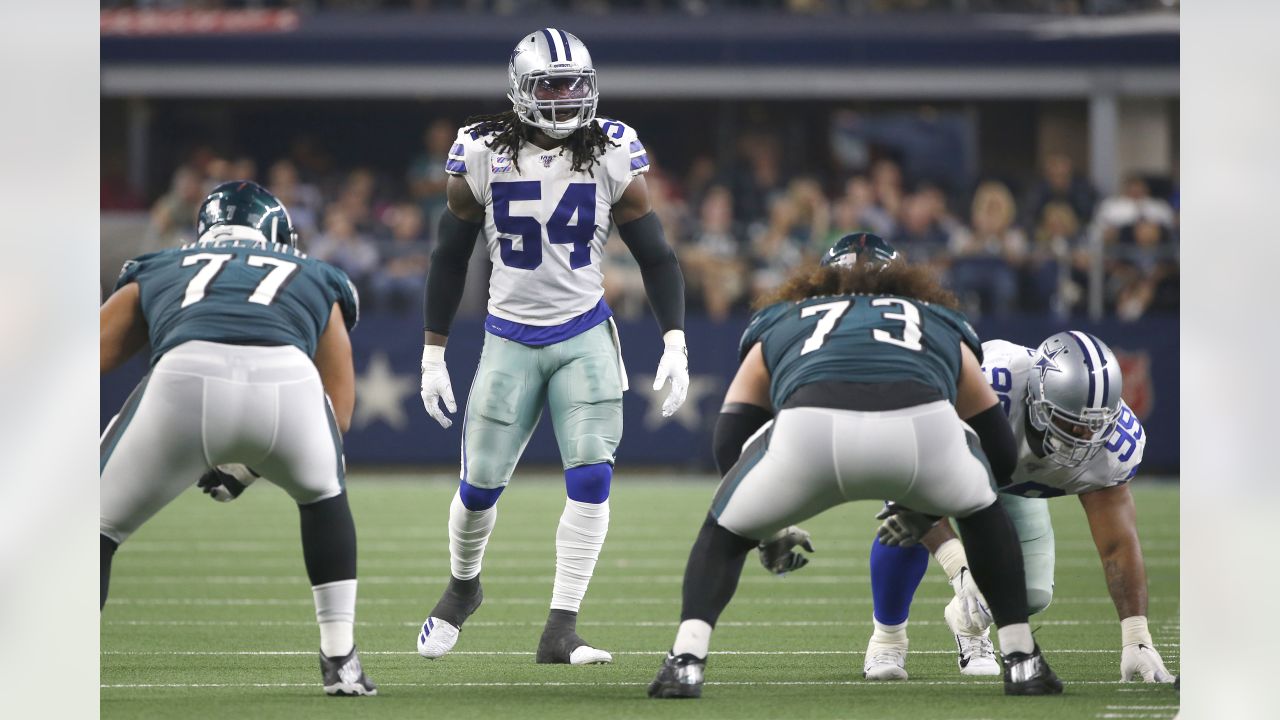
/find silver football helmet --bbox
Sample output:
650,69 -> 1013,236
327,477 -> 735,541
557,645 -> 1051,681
507,28 -> 598,140
1025,331 -> 1124,467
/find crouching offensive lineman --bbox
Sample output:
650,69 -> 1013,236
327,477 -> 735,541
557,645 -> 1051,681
863,331 -> 1174,684
648,234 -> 1063,699
99,181 -> 376,696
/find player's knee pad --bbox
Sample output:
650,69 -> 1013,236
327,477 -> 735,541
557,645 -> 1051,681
564,463 -> 612,504
459,480 -> 505,511
1026,587 -> 1054,616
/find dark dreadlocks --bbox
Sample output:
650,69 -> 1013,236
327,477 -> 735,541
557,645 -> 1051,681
461,111 -> 616,175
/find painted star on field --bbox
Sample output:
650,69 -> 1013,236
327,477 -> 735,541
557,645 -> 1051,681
353,352 -> 417,431
634,372 -> 722,432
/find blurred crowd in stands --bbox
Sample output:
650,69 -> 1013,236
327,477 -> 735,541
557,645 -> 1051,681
103,0 -> 1177,16
119,116 -> 1178,322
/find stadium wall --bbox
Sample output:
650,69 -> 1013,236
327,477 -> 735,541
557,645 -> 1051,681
100,313 -> 1179,473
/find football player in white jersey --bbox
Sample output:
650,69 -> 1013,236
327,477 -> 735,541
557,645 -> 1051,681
415,28 -> 689,665
863,331 -> 1175,684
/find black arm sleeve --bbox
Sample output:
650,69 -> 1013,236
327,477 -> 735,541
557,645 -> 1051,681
616,211 -> 685,333
966,403 -> 1018,487
713,402 -> 774,476
423,209 -> 483,335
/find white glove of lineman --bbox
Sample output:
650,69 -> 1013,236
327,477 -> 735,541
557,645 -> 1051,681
1120,616 -> 1175,683
943,567 -> 994,636
420,345 -> 457,429
653,330 -> 689,418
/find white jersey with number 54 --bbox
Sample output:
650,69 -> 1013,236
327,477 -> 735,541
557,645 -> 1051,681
446,117 -> 649,327
981,339 -> 1146,498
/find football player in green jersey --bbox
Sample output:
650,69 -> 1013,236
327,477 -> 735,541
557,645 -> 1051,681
649,233 -> 1062,699
99,181 -> 376,696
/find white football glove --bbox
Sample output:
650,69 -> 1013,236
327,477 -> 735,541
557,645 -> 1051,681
942,567 -> 994,636
758,526 -> 816,575
420,345 -> 457,429
874,502 -> 939,547
1120,616 -> 1175,683
653,330 -> 689,418
1121,643 -> 1175,683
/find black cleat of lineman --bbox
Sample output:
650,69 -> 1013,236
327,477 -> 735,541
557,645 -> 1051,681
429,576 -> 483,628
648,652 -> 705,699
320,646 -> 378,696
1002,645 -> 1064,696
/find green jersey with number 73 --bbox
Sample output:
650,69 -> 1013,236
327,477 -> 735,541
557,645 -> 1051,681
739,293 -> 983,410
114,239 -> 359,366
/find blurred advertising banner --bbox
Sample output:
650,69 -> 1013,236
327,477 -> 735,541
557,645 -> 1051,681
101,10 -> 301,36
101,313 -> 1179,472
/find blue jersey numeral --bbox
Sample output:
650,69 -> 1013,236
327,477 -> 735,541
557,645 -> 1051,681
492,181 -> 543,269
600,120 -> 627,139
1105,406 -> 1143,462
492,182 -> 597,270
987,366 -> 1013,416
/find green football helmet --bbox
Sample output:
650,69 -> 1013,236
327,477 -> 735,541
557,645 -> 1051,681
195,180 -> 298,246
820,232 -> 898,269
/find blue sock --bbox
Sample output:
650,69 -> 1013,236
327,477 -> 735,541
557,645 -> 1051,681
869,538 -> 929,626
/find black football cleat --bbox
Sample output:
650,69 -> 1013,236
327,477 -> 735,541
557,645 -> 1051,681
535,609 -> 612,664
1002,645 -> 1063,696
648,652 -> 705,699
321,645 -> 377,696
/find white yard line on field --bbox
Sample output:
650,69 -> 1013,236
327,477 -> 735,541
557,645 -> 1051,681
107,595 -> 1180,606
99,679 -> 1175,690
102,648 -> 1175,656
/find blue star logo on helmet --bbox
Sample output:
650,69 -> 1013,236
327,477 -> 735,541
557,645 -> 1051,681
1033,344 -> 1066,382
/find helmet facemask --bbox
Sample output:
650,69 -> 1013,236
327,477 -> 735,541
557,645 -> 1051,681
510,68 -> 598,140
1027,389 -> 1119,468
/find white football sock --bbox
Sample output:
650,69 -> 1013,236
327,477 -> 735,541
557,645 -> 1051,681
312,579 -> 356,658
871,618 -> 909,645
997,622 -> 1034,655
550,499 -> 609,612
933,538 -> 969,581
673,619 -> 712,659
449,490 -> 497,581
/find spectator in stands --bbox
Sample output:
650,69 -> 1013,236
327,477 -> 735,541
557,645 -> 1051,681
1027,200 -> 1079,315
869,157 -> 905,230
841,175 -> 896,239
146,165 -> 204,246
268,159 -> 324,239
336,167 -> 381,234
309,206 -> 380,294
750,179 -> 828,296
890,189 -> 952,269
947,180 -> 1027,317
1093,173 -> 1176,243
732,132 -> 785,228
371,203 -> 431,314
407,118 -> 456,234
1021,152 -> 1097,231
682,185 -> 747,321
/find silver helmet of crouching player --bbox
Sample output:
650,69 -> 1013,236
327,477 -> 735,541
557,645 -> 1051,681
1026,330 -> 1125,467
507,28 -> 599,140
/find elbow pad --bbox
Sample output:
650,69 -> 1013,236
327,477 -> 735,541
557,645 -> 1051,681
966,403 -> 1018,487
713,402 -> 774,476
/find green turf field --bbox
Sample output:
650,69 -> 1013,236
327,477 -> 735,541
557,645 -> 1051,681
101,474 -> 1180,719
